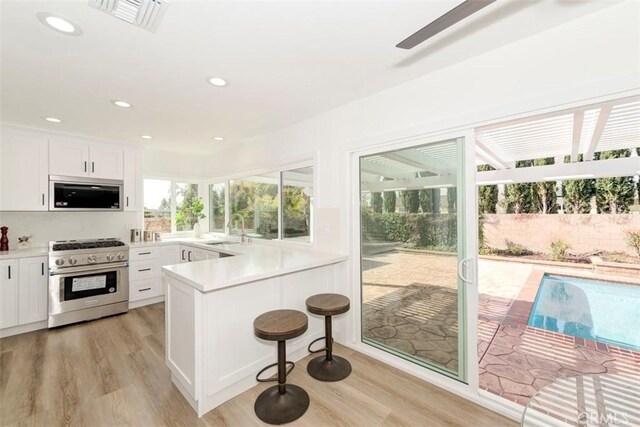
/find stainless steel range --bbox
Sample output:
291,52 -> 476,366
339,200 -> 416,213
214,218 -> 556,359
48,238 -> 129,328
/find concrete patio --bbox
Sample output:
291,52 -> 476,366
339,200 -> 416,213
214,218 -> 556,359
362,251 -> 640,406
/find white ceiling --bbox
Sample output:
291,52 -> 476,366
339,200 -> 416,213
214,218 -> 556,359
0,0 -> 624,154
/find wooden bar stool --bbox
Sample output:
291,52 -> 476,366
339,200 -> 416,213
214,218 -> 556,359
253,309 -> 310,424
306,293 -> 352,381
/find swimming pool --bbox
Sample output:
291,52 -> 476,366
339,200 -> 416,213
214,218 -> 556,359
528,274 -> 640,351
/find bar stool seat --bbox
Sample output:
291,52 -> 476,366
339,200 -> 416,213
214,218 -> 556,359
306,293 -> 352,382
253,309 -> 310,425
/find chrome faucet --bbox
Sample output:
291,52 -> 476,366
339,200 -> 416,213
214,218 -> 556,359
227,213 -> 247,243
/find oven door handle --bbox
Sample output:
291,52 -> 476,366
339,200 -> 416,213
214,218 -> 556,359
50,262 -> 129,276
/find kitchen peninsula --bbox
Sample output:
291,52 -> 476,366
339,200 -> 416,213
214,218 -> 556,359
161,243 -> 347,417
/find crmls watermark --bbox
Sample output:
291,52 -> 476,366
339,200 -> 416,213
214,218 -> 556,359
577,411 -> 630,425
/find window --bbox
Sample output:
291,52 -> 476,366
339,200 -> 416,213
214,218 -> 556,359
209,182 -> 226,232
176,183 -> 201,231
282,166 -> 313,242
230,173 -> 279,240
143,179 -> 171,233
143,179 -> 202,233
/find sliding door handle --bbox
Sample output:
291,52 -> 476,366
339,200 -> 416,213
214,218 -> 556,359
457,257 -> 473,284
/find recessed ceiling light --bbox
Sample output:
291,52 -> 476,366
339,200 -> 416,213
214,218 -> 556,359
36,12 -> 83,36
140,135 -> 153,139
44,117 -> 62,123
208,77 -> 228,87
213,136 -> 224,141
112,100 -> 132,108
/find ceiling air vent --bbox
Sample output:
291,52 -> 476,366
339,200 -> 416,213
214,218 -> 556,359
89,0 -> 169,33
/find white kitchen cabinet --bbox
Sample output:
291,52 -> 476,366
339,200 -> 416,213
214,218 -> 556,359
180,245 -> 208,263
0,259 -> 19,330
18,257 -> 48,325
123,150 -> 139,211
161,245 -> 180,266
0,128 -> 49,211
49,137 -> 124,180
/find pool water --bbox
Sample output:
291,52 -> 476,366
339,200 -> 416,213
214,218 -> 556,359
528,274 -> 640,351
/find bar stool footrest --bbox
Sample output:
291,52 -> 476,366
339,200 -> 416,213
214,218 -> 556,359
256,361 -> 295,382
307,336 -> 334,354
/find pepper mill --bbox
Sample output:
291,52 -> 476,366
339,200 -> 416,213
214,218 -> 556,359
0,226 -> 8,252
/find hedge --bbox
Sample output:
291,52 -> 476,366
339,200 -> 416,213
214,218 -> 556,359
361,211 -> 457,250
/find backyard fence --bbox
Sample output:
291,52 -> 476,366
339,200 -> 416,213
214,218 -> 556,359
483,213 -> 640,255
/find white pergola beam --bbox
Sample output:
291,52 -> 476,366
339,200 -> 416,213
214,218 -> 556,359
360,161 -> 417,180
571,111 -> 584,162
584,105 -> 612,161
362,174 -> 455,193
475,139 -> 514,169
476,156 -> 639,186
380,152 -> 451,176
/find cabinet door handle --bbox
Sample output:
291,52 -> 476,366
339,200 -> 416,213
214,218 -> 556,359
84,161 -> 87,172
139,288 -> 151,292
7,266 -> 11,280
126,196 -> 129,207
42,262 -> 45,276
181,250 -> 185,260
42,193 -> 45,206
138,251 -> 151,256
138,268 -> 152,272
91,162 -> 95,173
188,251 -> 192,262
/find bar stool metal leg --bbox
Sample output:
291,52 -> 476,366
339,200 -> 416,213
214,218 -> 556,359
307,315 -> 352,382
255,340 -> 310,424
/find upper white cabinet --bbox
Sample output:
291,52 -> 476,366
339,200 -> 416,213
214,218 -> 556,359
0,259 -> 19,330
123,149 -> 139,211
49,137 -> 124,180
18,257 -> 48,325
0,128 -> 49,211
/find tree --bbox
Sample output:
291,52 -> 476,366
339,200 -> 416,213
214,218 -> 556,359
594,150 -> 635,213
505,161 -> 534,214
532,158 -> 558,214
418,190 -> 429,213
401,190 -> 420,213
562,154 -> 595,213
477,165 -> 498,214
383,191 -> 396,213
175,184 -> 205,230
447,187 -> 457,213
371,192 -> 383,213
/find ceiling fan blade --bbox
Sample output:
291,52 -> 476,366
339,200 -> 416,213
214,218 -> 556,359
396,0 -> 497,50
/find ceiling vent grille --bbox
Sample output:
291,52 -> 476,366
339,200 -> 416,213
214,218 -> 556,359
89,0 -> 169,33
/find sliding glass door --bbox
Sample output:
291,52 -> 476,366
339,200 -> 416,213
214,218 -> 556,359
359,136 -> 473,382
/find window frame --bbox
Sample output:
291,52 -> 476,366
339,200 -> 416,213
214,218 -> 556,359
203,159 -> 315,244
143,176 -> 205,235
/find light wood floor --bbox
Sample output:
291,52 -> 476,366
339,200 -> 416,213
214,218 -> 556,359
0,303 -> 515,426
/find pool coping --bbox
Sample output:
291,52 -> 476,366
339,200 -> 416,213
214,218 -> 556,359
503,268 -> 640,358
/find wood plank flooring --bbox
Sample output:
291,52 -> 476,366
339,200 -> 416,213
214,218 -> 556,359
0,303 -> 516,426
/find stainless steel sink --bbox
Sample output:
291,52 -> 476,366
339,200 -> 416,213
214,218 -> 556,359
203,241 -> 238,246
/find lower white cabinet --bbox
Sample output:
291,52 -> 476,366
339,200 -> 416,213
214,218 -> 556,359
129,244 -> 180,303
0,259 -> 19,329
0,256 -> 47,330
18,257 -> 48,325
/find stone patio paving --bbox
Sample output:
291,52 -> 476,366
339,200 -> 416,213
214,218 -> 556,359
362,251 -> 640,406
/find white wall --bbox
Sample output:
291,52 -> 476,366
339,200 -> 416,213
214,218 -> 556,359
203,1 -> 640,254
142,147 -> 206,179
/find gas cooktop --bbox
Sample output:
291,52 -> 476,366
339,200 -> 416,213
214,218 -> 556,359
50,238 -> 126,252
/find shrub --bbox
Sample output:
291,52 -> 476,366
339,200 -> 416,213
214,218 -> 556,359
505,240 -> 529,256
550,240 -> 570,261
624,230 -> 640,258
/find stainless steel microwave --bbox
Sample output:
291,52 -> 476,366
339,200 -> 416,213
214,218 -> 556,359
49,175 -> 123,211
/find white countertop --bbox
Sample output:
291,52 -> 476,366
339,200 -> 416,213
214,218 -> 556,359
162,243 -> 347,292
0,247 -> 49,260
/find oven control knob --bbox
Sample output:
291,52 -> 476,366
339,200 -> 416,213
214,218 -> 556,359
106,254 -> 114,261
87,255 -> 97,264
116,252 -> 125,260
68,257 -> 78,266
55,258 -> 65,266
